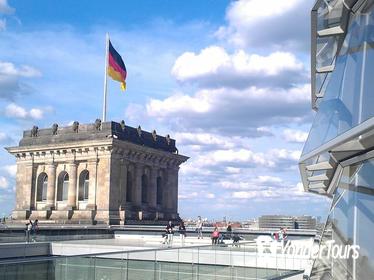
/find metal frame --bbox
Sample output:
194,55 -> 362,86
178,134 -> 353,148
310,0 -> 359,110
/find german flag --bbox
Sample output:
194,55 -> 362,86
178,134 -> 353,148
108,40 -> 127,91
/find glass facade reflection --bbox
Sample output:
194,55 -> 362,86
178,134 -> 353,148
311,161 -> 374,279
305,2 -> 374,155
301,1 -> 374,279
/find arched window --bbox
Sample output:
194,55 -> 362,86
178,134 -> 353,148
36,172 -> 48,202
57,171 -> 69,201
126,171 -> 132,202
141,174 -> 148,203
156,176 -> 162,205
78,170 -> 89,201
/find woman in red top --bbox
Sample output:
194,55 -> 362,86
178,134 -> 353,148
211,227 -> 220,245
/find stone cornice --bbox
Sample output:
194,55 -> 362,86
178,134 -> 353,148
6,135 -> 188,168
5,139 -> 113,155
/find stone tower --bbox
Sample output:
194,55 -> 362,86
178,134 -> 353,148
5,120 -> 188,225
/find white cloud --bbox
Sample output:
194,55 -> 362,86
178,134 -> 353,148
179,192 -> 198,200
205,193 -> 215,199
4,103 -> 44,120
172,47 -> 306,89
0,176 -> 8,189
3,165 -> 16,177
147,93 -> 211,118
178,191 -> 216,201
216,0 -> 311,50
269,148 -> 301,162
173,47 -> 303,81
199,148 -> 274,167
146,85 -> 311,135
225,167 -> 241,174
0,62 -> 41,78
175,132 -> 236,149
232,191 -> 257,199
5,103 -> 27,118
0,131 -> 12,144
282,128 -> 308,143
225,0 -> 300,28
29,108 -> 44,119
172,46 -> 229,80
230,181 -> 316,201
221,175 -> 283,190
0,62 -> 42,100
0,0 -> 15,15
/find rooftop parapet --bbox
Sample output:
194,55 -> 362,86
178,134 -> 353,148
19,120 -> 178,154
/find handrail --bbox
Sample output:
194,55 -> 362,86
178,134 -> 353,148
0,240 -> 257,265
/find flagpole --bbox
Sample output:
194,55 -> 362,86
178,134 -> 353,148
102,33 -> 109,122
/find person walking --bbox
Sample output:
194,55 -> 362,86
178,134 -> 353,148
196,216 -> 203,239
166,221 -> 174,247
178,220 -> 186,246
211,227 -> 220,245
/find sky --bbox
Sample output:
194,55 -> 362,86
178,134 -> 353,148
0,0 -> 331,221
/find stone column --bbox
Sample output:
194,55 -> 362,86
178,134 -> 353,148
171,168 -> 179,212
13,161 -> 35,220
29,164 -> 37,210
87,159 -> 98,209
120,162 -> 128,208
162,168 -> 169,210
133,164 -> 143,207
165,168 -> 178,211
67,162 -> 78,209
46,163 -> 57,208
149,167 -> 158,208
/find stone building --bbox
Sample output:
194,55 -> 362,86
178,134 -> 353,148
5,120 -> 188,224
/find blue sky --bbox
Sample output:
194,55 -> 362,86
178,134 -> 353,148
0,0 -> 331,220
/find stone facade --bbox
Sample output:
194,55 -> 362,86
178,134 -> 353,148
5,121 -> 188,225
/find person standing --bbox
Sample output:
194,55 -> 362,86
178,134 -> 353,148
26,220 -> 33,243
226,222 -> 232,239
31,219 -> 39,242
178,220 -> 186,246
211,227 -> 220,245
166,221 -> 174,247
196,216 -> 203,239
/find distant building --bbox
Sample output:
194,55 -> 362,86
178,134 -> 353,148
242,219 -> 258,229
5,120 -> 188,225
258,215 -> 316,230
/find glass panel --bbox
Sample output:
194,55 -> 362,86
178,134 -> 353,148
128,251 -> 156,280
303,5 -> 374,155
311,159 -> 374,279
316,0 -> 344,31
317,36 -> 338,69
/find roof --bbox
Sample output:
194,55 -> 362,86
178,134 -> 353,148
17,121 -> 178,154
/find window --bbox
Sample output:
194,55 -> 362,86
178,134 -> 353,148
126,171 -> 132,202
57,171 -> 69,201
36,172 -> 48,202
141,174 -> 148,203
78,170 -> 89,201
157,176 -> 162,205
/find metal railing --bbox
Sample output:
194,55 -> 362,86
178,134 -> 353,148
0,241 -> 305,280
